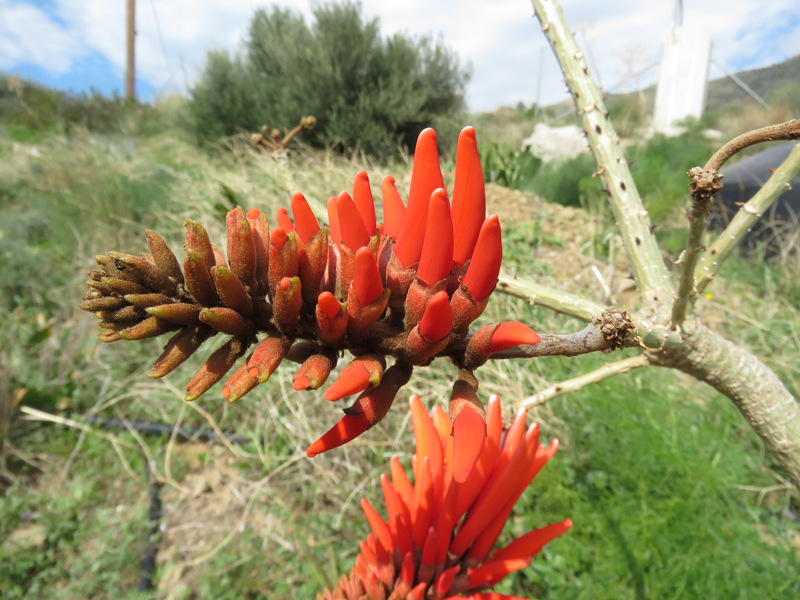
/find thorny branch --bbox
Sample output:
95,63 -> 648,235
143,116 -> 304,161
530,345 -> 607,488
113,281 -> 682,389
704,119 -> 800,172
531,0 -> 800,493
671,120 -> 800,327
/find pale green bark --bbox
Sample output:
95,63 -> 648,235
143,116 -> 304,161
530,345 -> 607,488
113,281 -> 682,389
528,0 -> 800,492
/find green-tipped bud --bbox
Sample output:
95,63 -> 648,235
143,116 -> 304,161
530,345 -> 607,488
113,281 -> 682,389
124,293 -> 176,309
80,296 -> 127,312
199,307 -> 253,338
146,230 -> 184,285
246,336 -> 292,384
150,324 -> 215,379
211,265 -> 253,316
184,337 -> 248,401
117,316 -> 179,340
184,249 -> 219,307
184,219 -> 216,271
101,276 -> 148,296
146,303 -> 202,325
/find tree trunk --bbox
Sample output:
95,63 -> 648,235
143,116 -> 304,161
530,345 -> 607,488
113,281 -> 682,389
651,320 -> 800,490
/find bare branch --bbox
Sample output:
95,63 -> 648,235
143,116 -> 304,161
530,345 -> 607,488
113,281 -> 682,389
497,275 -> 607,322
705,119 -> 800,172
486,307 -> 637,360
670,168 -> 724,329
520,355 -> 651,408
695,142 -> 800,294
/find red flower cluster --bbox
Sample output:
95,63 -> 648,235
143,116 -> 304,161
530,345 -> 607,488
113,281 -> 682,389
80,127 -> 540,456
319,395 -> 571,600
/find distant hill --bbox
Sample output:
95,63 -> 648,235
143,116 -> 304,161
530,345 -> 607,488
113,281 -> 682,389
706,55 -> 800,109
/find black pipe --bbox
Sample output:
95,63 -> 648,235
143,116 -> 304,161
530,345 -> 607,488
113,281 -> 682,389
138,459 -> 162,592
80,415 -> 259,445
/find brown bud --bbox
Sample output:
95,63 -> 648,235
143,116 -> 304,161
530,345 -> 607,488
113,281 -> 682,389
146,303 -> 202,325
184,337 -> 248,401
124,293 -> 175,309
146,230 -> 184,284
211,265 -> 253,316
110,253 -> 178,296
118,316 -> 179,340
199,307 -> 253,339
184,220 -> 216,271
226,207 -> 257,291
150,324 -> 215,379
184,249 -> 219,307
80,296 -> 127,312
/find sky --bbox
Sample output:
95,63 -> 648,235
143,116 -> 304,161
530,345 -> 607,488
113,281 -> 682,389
2,0 -> 799,111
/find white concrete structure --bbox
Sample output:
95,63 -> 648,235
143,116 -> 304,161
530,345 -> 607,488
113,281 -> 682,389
652,25 -> 712,135
522,122 -> 588,165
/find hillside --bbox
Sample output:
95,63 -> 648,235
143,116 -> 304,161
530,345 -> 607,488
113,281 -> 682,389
707,54 -> 800,109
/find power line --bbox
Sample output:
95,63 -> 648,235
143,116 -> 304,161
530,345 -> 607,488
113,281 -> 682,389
148,0 -> 180,93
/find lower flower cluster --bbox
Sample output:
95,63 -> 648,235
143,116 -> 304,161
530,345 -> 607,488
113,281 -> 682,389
319,396 -> 571,600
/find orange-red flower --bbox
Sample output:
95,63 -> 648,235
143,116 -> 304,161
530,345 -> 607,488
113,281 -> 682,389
80,127 -> 541,456
318,395 -> 571,600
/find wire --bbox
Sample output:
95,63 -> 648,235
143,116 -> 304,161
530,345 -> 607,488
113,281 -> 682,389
148,0 -> 180,93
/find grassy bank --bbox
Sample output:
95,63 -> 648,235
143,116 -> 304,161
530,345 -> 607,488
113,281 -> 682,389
1,128 -> 798,598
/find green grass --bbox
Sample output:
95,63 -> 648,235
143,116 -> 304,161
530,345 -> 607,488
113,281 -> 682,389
2,125 -> 799,599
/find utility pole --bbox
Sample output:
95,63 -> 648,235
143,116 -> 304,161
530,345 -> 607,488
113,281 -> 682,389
126,0 -> 136,101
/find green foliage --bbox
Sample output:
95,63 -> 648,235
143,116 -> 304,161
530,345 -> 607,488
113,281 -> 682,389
2,124 -> 799,599
766,80 -> 800,113
504,360 -> 800,599
188,1 -> 469,157
628,127 -> 718,223
482,142 -> 542,189
606,94 -> 647,138
0,74 -> 169,138
527,153 -> 598,207
0,429 -> 149,599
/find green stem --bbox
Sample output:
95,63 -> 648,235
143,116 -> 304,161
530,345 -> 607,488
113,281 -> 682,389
695,142 -> 800,294
497,275 -> 607,322
530,0 -> 673,304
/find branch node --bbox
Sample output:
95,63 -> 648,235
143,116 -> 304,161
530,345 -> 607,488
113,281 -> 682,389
593,307 -> 636,352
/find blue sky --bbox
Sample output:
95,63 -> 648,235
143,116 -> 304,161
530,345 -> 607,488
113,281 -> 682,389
2,0 -> 799,110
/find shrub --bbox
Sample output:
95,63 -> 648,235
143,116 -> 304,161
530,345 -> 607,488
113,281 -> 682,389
188,1 -> 470,157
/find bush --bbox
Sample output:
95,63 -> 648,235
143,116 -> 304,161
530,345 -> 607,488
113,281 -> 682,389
188,1 -> 470,157
0,74 -> 166,138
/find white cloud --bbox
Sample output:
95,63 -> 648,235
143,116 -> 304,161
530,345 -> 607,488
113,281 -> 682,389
2,0 -> 799,110
0,0 -> 86,72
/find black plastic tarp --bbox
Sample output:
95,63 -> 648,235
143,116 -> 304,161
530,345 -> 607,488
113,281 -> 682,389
711,141 -> 800,254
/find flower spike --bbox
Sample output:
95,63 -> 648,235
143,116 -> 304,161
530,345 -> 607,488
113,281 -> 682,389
81,126 -> 543,459
353,171 -> 378,237
318,395 -> 569,599
276,206 -> 294,233
324,354 -> 385,402
381,176 -> 406,240
327,196 -> 342,245
416,188 -> 454,287
462,215 -> 502,303
353,246 -> 384,307
307,362 -> 412,457
290,192 -> 320,244
451,126 -> 487,267
292,351 -> 336,391
337,191 -> 370,251
393,128 -> 444,267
